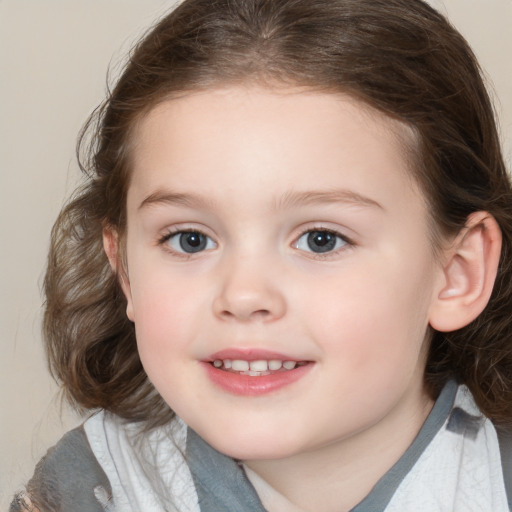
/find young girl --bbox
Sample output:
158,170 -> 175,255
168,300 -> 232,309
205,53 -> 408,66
11,0 -> 512,511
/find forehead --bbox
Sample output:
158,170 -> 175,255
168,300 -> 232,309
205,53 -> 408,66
127,86 -> 424,218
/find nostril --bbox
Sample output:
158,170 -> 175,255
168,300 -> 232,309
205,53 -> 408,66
219,308 -> 270,319
252,309 -> 271,318
217,307 -> 273,322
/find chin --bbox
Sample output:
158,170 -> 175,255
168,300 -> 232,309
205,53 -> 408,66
201,428 -> 303,461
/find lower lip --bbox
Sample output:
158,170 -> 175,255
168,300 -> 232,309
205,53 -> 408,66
203,362 -> 313,396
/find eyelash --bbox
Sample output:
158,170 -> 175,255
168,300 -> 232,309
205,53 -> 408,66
157,227 -> 354,258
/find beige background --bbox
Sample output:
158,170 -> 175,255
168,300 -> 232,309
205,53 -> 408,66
1,0 -> 511,506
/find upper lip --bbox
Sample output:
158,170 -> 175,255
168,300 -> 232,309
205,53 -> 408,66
205,348 -> 308,362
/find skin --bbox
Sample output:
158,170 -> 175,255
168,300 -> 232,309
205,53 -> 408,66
112,86 -> 471,511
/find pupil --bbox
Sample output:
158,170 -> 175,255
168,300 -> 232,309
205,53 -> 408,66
180,232 -> 206,253
307,231 -> 336,253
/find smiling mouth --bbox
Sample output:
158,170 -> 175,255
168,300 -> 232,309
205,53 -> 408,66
210,359 -> 309,376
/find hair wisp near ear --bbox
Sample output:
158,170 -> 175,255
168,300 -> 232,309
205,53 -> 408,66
103,226 -> 134,321
429,212 -> 502,332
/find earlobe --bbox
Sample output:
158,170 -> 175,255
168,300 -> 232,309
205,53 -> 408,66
102,227 -> 135,322
429,212 -> 502,332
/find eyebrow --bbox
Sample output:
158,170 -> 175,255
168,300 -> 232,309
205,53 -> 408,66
138,188 -> 383,211
274,189 -> 383,211
138,191 -> 214,210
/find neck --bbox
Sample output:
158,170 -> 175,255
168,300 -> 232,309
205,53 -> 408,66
244,384 -> 434,512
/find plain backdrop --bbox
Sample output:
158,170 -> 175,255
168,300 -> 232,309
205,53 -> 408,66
1,0 -> 511,506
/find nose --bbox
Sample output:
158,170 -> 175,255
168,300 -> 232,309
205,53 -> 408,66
212,256 -> 287,323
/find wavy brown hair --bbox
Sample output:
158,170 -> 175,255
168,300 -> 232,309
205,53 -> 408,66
44,0 -> 512,429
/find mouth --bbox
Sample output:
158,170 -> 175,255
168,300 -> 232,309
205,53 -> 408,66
210,358 -> 308,376
203,350 -> 313,396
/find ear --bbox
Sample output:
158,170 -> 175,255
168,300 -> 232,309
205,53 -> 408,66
429,211 -> 502,332
102,226 -> 134,322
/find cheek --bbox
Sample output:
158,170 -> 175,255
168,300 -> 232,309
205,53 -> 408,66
131,288 -> 199,401
302,257 -> 434,370
128,268 -> 199,363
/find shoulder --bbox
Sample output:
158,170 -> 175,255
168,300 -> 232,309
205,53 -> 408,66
10,426 -> 113,512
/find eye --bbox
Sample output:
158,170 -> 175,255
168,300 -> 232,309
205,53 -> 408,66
295,229 -> 348,254
164,230 -> 216,254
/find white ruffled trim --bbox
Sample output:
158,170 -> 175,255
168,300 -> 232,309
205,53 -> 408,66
84,412 -> 199,512
386,386 -> 509,512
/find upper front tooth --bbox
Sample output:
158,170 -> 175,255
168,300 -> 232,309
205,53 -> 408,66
283,361 -> 296,370
223,359 -> 232,369
268,360 -> 283,370
250,360 -> 268,372
231,360 -> 250,371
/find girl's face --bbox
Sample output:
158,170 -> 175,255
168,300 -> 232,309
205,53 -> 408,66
120,86 -> 444,461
